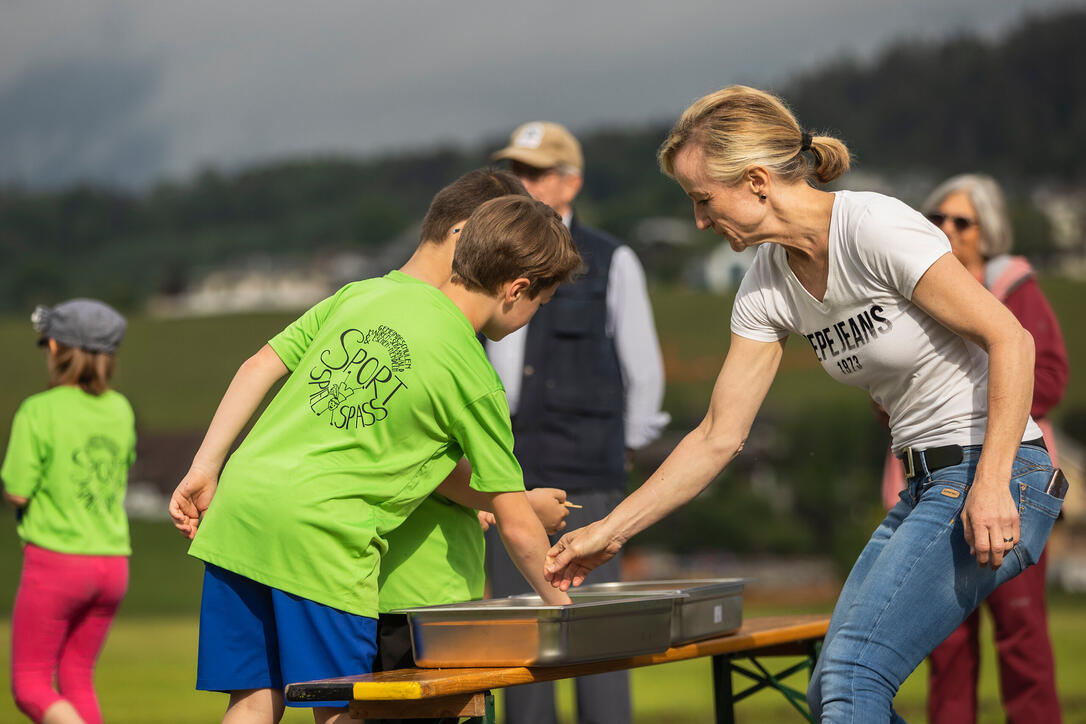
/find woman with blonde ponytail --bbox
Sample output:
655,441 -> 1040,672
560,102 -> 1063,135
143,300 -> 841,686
545,86 -> 1064,722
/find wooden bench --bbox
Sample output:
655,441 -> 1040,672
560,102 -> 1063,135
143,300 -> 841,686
286,613 -> 830,723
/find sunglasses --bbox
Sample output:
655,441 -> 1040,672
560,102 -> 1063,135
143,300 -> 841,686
926,213 -> 978,232
509,161 -> 559,182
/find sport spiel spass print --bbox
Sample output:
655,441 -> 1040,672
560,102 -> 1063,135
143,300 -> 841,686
307,325 -> 412,429
72,435 -> 126,511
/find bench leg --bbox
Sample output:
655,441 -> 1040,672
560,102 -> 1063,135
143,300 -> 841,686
712,654 -> 736,724
714,642 -> 821,723
461,690 -> 496,724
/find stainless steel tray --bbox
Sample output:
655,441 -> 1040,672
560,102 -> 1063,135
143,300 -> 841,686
553,578 -> 746,645
394,594 -> 679,667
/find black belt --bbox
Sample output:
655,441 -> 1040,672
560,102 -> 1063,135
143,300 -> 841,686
899,437 -> 1046,479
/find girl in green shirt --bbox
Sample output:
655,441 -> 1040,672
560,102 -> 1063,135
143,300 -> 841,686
3,299 -> 135,724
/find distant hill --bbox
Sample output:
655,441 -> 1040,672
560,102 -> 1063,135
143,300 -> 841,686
781,9 -> 1086,187
1,7 -> 1081,312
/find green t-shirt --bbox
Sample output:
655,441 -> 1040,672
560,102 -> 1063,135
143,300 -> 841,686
377,488 -> 485,613
1,386 -> 135,556
188,271 -> 524,617
378,273 -> 485,613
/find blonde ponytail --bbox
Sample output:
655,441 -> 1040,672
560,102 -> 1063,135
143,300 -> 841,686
659,85 -> 850,186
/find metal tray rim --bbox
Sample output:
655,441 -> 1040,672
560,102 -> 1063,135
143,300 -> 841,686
391,592 -> 684,618
572,578 -> 747,596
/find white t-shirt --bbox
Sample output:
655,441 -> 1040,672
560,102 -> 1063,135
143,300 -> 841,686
731,190 -> 1041,453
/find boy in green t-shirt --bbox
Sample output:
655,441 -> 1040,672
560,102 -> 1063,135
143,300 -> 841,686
374,171 -> 572,708
169,194 -> 580,724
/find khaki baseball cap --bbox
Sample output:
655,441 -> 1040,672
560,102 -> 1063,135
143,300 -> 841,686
491,121 -> 584,172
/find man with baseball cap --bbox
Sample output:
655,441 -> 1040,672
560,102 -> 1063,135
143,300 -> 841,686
486,122 -> 670,724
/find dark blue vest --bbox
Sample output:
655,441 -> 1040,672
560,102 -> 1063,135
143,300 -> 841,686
512,218 -> 626,492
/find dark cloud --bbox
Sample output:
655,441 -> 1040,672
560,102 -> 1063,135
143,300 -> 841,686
0,0 -> 1081,188
0,57 -> 167,188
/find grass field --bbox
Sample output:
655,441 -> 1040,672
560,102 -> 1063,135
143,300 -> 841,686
1,523 -> 1085,722
1,277 -> 1083,443
2,600 -> 1085,723
651,276 -> 1086,427
0,280 -> 1084,721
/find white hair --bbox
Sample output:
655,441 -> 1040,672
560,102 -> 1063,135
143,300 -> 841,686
921,173 -> 1013,257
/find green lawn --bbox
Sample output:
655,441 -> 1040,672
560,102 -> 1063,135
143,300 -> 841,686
0,280 -> 1084,721
1,524 -> 1084,723
1,599 -> 1085,723
652,276 -> 1086,427
1,277 -> 1083,443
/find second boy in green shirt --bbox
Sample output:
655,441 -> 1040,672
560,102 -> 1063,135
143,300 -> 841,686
170,193 -> 581,724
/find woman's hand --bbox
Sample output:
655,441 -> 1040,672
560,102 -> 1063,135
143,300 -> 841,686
169,466 -> 219,540
961,472 -> 1020,569
526,487 -> 570,534
544,519 -> 626,591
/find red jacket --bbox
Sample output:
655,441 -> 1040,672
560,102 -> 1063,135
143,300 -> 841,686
989,256 -> 1069,419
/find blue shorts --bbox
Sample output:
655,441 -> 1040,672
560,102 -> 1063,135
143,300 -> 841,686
196,563 -> 377,708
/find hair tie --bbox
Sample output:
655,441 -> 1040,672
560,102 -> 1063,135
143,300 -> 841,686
800,131 -> 813,152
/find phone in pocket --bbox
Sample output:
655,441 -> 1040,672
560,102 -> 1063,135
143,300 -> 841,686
1044,468 -> 1069,500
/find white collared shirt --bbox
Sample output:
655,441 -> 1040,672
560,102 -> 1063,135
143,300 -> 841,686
486,213 -> 670,449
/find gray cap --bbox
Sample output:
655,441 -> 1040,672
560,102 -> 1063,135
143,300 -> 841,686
32,299 -> 127,354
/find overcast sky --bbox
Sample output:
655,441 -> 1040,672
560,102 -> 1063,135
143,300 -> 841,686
1,0 -> 1081,189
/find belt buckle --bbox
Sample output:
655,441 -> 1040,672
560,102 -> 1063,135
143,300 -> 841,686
902,447 -> 916,479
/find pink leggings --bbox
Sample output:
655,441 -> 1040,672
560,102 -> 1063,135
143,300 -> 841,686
11,544 -> 128,724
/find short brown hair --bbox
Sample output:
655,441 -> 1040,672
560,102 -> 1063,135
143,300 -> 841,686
419,169 -> 529,244
659,85 -> 851,186
451,196 -> 582,298
47,342 -> 116,395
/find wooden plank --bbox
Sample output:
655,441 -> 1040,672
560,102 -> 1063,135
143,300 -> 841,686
348,692 -> 487,718
285,614 -> 831,704
334,614 -> 827,702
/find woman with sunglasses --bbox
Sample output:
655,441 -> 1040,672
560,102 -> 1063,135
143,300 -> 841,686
543,86 -> 1066,722
917,174 -> 1068,724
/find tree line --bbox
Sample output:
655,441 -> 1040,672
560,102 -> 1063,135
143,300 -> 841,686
1,8 -> 1081,312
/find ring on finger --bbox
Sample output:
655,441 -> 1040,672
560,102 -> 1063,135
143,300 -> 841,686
1002,537 -> 1014,543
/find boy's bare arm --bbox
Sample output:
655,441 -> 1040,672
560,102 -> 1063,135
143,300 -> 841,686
434,459 -> 476,503
3,491 -> 28,508
436,465 -> 570,533
169,344 -> 288,538
490,491 -> 572,605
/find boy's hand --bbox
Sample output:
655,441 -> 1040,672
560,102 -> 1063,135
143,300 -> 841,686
526,487 -> 570,534
169,466 -> 219,540
477,510 -> 496,531
481,489 -> 569,534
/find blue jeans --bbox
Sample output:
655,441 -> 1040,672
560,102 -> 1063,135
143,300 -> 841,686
807,443 -> 1063,723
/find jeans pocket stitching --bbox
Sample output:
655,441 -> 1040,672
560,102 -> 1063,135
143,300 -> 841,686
1021,497 -> 1061,519
1020,485 -> 1062,520
1010,464 -> 1046,480
925,476 -> 967,489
